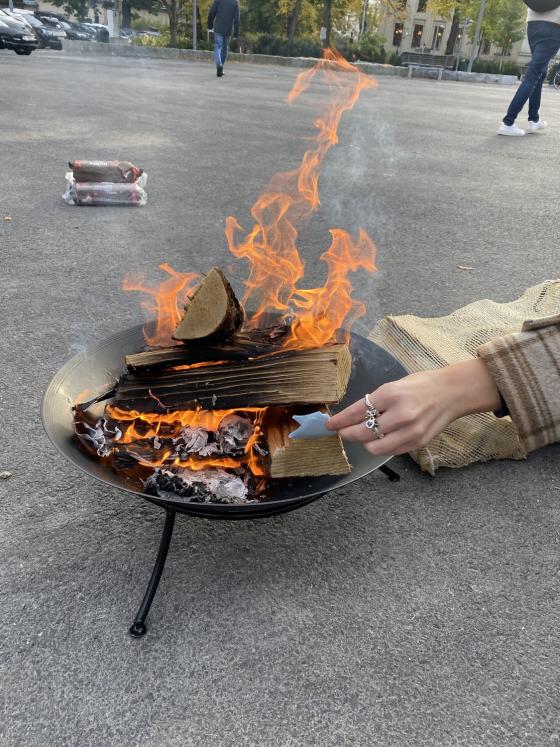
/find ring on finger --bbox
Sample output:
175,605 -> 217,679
364,401 -> 385,439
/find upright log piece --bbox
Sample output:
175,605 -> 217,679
173,267 -> 244,343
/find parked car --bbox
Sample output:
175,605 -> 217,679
76,22 -> 109,42
0,11 -> 37,54
74,22 -> 96,40
2,9 -> 64,49
55,19 -> 92,41
33,10 -> 68,24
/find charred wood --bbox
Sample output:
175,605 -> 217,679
125,325 -> 291,374
114,344 -> 352,412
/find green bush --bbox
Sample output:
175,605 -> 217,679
244,32 -> 323,59
131,32 -> 170,47
131,32 -> 213,50
388,51 -> 402,67
337,32 -> 387,64
455,57 -> 521,76
131,18 -> 168,33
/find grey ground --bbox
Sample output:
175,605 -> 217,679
1,49 -> 559,747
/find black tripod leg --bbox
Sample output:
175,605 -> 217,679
129,510 -> 176,638
379,464 -> 400,482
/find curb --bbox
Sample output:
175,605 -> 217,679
60,40 -> 517,84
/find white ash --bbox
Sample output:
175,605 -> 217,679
172,415 -> 253,460
144,467 -> 251,504
79,418 -> 122,457
217,414 -> 253,450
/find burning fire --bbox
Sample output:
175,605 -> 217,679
105,404 -> 266,476
125,49 -> 378,350
104,50 -> 379,496
225,48 -> 378,347
123,262 -> 200,347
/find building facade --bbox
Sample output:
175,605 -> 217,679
376,0 -> 530,65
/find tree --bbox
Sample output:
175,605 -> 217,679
476,0 -> 525,65
122,0 -> 156,30
49,0 -> 90,20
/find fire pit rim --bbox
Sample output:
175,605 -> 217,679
41,323 -> 407,517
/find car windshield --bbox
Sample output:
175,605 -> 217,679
20,15 -> 42,28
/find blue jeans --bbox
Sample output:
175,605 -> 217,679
214,32 -> 229,68
504,21 -> 560,125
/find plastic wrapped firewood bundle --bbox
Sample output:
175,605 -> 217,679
63,172 -> 148,206
69,160 -> 144,183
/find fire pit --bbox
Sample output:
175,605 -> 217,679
42,52 -> 401,637
42,323 -> 406,636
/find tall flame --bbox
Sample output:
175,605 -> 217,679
123,50 -> 378,350
122,263 -> 200,347
225,48 -> 378,347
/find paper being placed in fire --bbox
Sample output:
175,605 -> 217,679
289,411 -> 331,440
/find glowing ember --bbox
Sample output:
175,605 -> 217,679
104,404 -> 267,476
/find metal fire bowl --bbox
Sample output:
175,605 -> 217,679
42,325 -> 407,519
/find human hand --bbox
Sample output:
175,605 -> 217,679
326,359 -> 501,457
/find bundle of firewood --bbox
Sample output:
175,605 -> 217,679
74,267 -> 352,502
63,159 -> 147,206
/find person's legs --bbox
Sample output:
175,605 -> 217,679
502,22 -> 560,126
214,32 -> 224,71
221,34 -> 230,67
528,69 -> 547,122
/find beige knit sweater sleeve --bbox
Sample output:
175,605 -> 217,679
477,313 -> 560,454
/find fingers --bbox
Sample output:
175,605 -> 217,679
361,426 -> 429,457
327,387 -> 388,432
334,407 -> 403,443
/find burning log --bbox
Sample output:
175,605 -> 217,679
124,325 -> 291,374
113,344 -> 351,412
108,412 -> 258,470
263,407 -> 350,478
173,267 -> 244,343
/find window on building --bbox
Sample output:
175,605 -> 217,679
432,25 -> 444,50
393,23 -> 404,47
411,24 -> 423,48
481,39 -> 491,55
453,31 -> 463,54
417,0 -> 427,11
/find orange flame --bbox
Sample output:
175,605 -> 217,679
123,50 -> 378,351
122,263 -> 200,347
106,405 -> 267,476
225,48 -> 378,346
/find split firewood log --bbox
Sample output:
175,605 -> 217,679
263,406 -> 351,478
173,267 -> 244,343
113,343 -> 352,412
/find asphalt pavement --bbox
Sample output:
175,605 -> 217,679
1,49 -> 559,747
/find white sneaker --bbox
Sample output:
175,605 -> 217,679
527,119 -> 547,133
497,122 -> 525,136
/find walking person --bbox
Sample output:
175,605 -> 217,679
207,0 -> 240,78
498,1 -> 560,136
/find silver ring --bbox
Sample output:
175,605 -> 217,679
364,393 -> 376,412
364,398 -> 385,440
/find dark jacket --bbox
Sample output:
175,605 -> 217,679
207,0 -> 240,37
